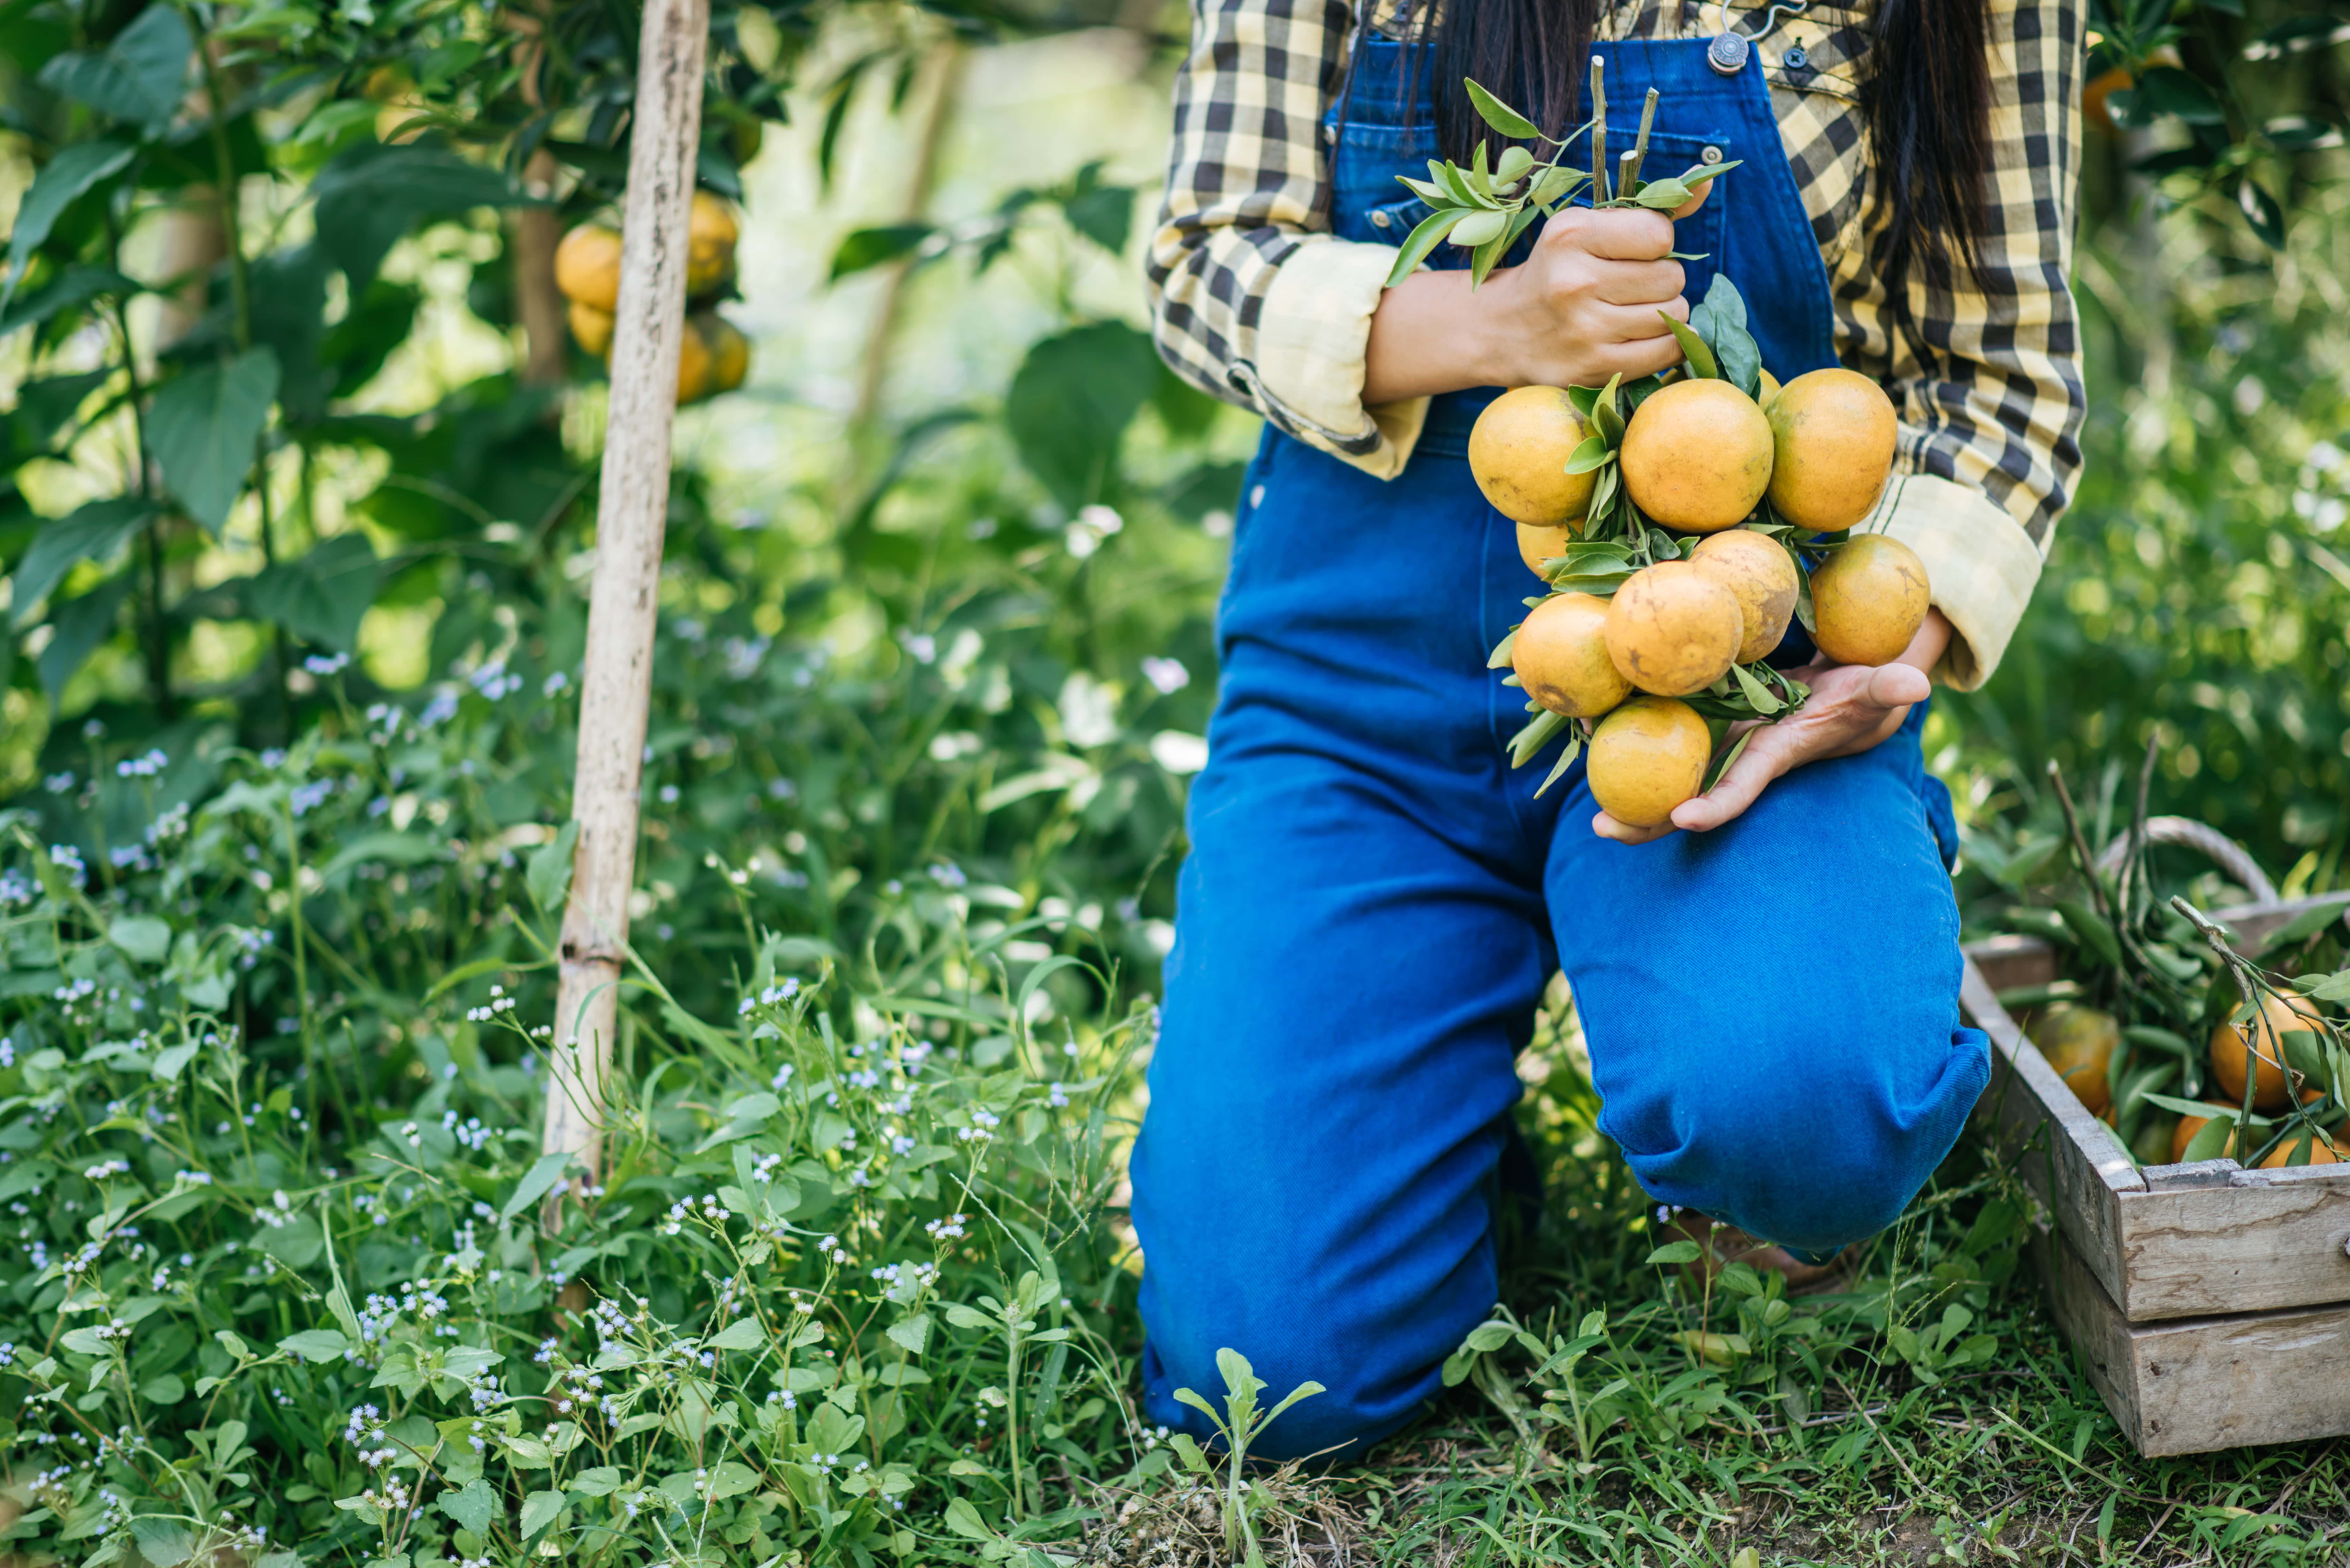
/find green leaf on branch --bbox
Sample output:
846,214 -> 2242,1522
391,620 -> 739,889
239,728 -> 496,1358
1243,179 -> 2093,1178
1659,314 -> 1719,380
0,264 -> 140,339
1563,434 -> 1613,475
310,142 -> 545,297
439,1477 -> 495,1534
11,497 -> 155,628
1004,321 -> 1159,511
36,7 -> 194,134
1464,79 -> 1541,140
3,140 -> 137,306
1729,661 -> 1783,714
830,223 -> 936,281
278,1328 -> 353,1363
1632,177 -> 1693,210
1385,207 -> 1468,285
38,573 -> 133,700
149,348 -> 279,535
246,533 -> 377,651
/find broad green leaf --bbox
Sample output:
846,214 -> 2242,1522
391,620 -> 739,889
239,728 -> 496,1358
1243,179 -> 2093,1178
38,573 -> 133,700
245,531 -> 377,650
310,142 -> 544,296
0,263 -> 140,339
944,1498 -> 993,1540
829,222 -> 935,281
3,140 -> 136,304
1384,206 -> 1469,286
1495,145 -> 1535,184
1701,272 -> 1750,331
108,915 -> 172,965
1005,321 -> 1159,510
2181,1114 -> 2238,1163
520,1487 -> 566,1537
2055,899 -> 2124,970
1464,79 -> 1542,139
1633,177 -> 1693,209
706,1461 -> 760,1500
1711,313 -> 1763,400
1729,661 -> 1782,714
886,1313 -> 933,1355
149,348 -> 280,535
705,1317 -> 766,1352
1449,208 -> 1508,248
1461,1320 -> 1513,1353
37,7 -> 193,133
1645,1240 -> 1702,1266
11,498 -> 155,627
569,1466 -> 622,1497
279,1328 -> 353,1363
500,1151 -> 577,1222
1658,314 -> 1719,380
439,1479 -> 498,1534
1563,434 -> 1613,475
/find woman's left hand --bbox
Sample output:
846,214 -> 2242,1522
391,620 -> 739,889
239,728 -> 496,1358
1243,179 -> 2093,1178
1594,608 -> 1953,845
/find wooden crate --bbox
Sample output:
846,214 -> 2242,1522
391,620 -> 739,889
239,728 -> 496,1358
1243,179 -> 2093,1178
1961,908 -> 2350,1457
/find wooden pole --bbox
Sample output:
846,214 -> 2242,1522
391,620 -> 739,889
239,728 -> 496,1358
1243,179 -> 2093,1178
542,0 -> 710,1174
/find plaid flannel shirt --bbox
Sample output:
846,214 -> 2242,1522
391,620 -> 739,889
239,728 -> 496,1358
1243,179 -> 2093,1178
1145,0 -> 2087,689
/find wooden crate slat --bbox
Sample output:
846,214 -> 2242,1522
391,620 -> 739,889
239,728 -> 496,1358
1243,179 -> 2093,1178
2036,1223 -> 2350,1457
1961,956 -> 2142,1312
2116,1166 -> 2350,1321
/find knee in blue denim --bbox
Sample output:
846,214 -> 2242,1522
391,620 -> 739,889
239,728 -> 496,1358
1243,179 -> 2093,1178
1661,1017 -> 1971,1255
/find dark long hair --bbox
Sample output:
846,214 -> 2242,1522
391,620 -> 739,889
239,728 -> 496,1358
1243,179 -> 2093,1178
1409,0 -> 1991,287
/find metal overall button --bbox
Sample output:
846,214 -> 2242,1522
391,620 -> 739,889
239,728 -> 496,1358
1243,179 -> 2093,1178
1709,0 -> 1809,74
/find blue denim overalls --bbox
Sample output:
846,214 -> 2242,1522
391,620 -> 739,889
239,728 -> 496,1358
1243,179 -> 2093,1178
1130,31 -> 1990,1460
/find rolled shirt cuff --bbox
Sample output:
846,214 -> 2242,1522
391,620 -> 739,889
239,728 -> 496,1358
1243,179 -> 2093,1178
1861,470 -> 2046,691
1249,236 -> 1429,480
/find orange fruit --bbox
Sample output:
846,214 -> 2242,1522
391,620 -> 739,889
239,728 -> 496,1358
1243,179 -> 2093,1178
1513,593 -> 1632,719
1587,696 -> 1711,828
2170,1103 -> 2240,1164
1807,533 -> 1930,666
555,223 -> 624,312
1687,530 -> 1798,665
675,318 -> 715,404
2210,992 -> 2325,1112
567,300 -> 615,358
696,312 -> 750,393
2258,1127 -> 2345,1169
687,191 -> 740,297
2035,1003 -> 2119,1118
1517,521 -> 1577,579
1602,562 -> 1743,697
1470,387 -> 1598,529
1618,379 -> 1774,534
1763,368 -> 1898,532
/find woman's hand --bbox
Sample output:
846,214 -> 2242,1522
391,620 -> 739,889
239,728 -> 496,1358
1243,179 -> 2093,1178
1363,183 -> 1712,406
1593,607 -> 1952,846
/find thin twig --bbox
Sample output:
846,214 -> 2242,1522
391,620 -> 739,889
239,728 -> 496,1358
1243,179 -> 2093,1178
1589,56 -> 1608,202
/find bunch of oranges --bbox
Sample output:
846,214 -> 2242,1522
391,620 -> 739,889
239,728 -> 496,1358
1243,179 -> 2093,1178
552,191 -> 750,405
2031,986 -> 2344,1168
1472,349 -> 1929,828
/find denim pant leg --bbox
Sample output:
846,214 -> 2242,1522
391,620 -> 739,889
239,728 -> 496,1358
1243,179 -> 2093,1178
1131,746 -> 1543,1460
1544,707 -> 1991,1256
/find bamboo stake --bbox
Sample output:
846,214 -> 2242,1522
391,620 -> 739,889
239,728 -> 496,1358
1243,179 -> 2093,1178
542,0 -> 711,1176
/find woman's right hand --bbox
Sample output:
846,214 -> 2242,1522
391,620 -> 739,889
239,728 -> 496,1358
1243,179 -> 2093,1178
1362,183 -> 1711,407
